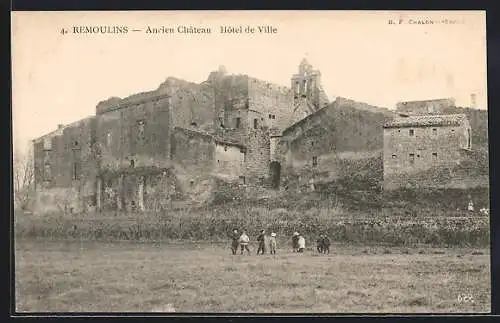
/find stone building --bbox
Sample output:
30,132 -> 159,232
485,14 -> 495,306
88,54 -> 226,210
34,58 -> 480,213
277,97 -> 394,190
383,114 -> 472,190
32,59 -> 330,213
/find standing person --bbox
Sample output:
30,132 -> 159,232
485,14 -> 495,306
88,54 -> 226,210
322,234 -> 331,254
230,229 -> 240,255
239,230 -> 251,255
257,230 -> 266,255
269,232 -> 277,254
316,234 -> 324,254
298,234 -> 306,253
292,232 -> 300,252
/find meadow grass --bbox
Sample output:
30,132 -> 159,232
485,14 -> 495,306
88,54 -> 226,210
15,239 -> 490,313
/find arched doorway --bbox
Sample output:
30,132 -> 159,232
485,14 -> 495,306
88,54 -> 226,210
270,161 -> 281,189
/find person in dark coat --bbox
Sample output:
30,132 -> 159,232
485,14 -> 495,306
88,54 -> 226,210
257,230 -> 266,255
230,229 -> 240,255
292,232 -> 300,252
316,235 -> 324,254
322,234 -> 331,254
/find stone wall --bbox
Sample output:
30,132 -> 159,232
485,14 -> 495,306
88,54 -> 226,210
33,117 -> 98,214
244,125 -> 271,181
281,97 -> 392,176
213,74 -> 249,132
168,84 -> 214,129
395,98 -> 455,115
96,95 -> 172,172
171,127 -> 215,176
214,142 -> 245,180
247,77 -> 294,131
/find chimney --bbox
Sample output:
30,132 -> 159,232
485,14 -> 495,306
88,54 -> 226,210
57,124 -> 64,129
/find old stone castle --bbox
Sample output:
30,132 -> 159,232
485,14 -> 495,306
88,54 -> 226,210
33,59 -> 487,213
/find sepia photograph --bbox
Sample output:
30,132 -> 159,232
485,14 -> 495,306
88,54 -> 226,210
12,10 -> 490,313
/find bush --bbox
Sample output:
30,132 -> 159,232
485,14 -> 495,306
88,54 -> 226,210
15,205 -> 490,248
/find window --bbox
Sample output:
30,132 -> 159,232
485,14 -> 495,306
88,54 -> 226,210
190,180 -> 194,187
312,156 -> 318,167
467,128 -> 471,149
72,162 -> 80,180
311,141 -> 314,147
269,114 -> 272,119
235,117 -> 241,129
106,132 -> 112,147
409,153 -> 415,165
130,159 -> 135,168
432,152 -> 437,161
409,129 -> 414,136
432,128 -> 437,135
253,118 -> 258,129
44,163 -> 52,181
43,138 -> 52,150
392,154 -> 397,159
239,176 -> 246,185
224,145 -> 228,152
137,120 -> 145,141
272,115 -> 276,119
295,81 -> 300,95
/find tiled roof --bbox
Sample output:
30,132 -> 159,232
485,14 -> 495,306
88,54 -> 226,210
383,114 -> 468,128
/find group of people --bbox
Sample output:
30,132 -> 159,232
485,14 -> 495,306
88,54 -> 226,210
230,229 -> 329,255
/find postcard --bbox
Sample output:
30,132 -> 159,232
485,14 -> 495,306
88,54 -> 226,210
12,10 -> 489,314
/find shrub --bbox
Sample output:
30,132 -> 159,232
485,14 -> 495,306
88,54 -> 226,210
15,205 -> 490,248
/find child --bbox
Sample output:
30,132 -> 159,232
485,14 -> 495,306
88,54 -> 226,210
298,234 -> 306,253
230,229 -> 240,255
239,230 -> 250,255
292,232 -> 300,252
270,232 -> 277,254
257,230 -> 266,255
322,234 -> 331,254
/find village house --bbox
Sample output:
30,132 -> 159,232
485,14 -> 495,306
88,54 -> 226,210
383,113 -> 472,190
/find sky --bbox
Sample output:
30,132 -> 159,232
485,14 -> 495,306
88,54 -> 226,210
11,10 -> 487,155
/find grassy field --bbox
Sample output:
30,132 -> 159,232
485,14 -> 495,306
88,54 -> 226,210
15,239 -> 490,313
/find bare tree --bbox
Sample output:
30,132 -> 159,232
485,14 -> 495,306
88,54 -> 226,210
13,147 -> 35,211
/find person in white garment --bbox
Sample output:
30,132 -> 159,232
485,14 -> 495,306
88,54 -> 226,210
298,234 -> 306,253
239,230 -> 251,255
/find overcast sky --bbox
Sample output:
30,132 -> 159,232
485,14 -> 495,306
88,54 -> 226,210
12,10 -> 487,154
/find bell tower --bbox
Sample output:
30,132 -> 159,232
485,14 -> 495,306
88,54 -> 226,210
290,58 -> 328,119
